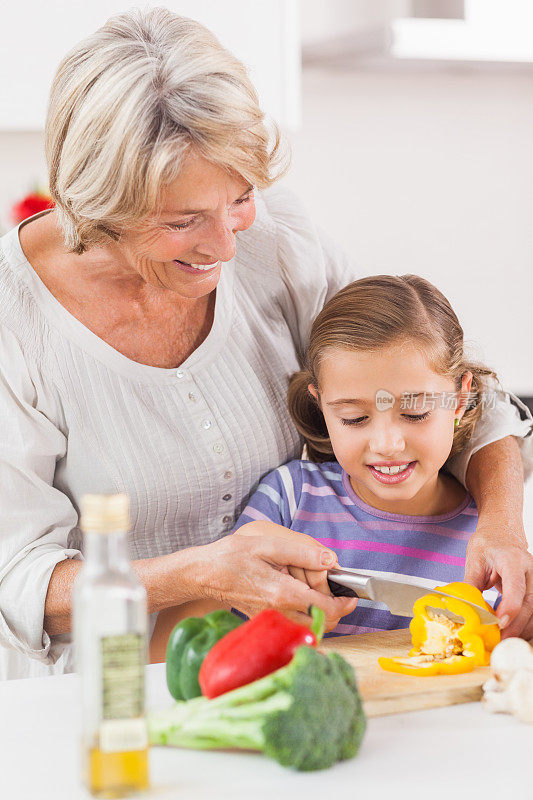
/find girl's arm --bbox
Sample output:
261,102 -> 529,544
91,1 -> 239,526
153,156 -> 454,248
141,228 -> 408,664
463,436 -> 533,640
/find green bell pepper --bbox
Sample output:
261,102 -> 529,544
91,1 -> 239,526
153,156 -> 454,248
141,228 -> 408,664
166,609 -> 244,700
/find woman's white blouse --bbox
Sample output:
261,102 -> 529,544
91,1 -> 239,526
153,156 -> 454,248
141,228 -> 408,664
0,186 -> 531,680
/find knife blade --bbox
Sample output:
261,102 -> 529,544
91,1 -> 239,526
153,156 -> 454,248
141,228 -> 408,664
327,566 -> 499,625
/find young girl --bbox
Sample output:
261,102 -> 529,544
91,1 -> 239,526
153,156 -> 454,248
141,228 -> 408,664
231,274 -> 500,636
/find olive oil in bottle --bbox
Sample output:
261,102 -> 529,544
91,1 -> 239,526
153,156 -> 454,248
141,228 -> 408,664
73,493 -> 149,798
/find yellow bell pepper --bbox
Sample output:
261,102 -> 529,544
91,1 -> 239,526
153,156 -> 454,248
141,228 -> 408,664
378,582 -> 500,676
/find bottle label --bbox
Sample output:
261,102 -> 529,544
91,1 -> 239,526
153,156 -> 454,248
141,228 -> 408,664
99,633 -> 146,753
99,718 -> 148,754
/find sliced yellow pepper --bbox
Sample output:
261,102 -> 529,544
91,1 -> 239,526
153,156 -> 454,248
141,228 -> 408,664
378,582 -> 500,676
378,653 -> 477,676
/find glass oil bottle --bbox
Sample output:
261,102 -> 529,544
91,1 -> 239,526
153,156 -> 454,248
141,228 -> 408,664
73,493 -> 149,797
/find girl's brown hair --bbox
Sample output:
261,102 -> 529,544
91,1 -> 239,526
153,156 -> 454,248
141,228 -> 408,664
288,275 -> 498,463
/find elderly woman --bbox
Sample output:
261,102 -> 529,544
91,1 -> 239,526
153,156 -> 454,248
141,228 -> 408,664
0,9 -> 532,679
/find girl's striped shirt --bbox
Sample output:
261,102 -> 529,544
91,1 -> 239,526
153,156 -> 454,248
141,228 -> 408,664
233,459 -> 498,637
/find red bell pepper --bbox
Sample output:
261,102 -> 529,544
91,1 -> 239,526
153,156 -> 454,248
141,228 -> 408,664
11,192 -> 54,224
199,606 -> 325,699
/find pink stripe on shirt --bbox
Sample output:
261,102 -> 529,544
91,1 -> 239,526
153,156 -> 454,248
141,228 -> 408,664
295,510 -> 354,522
356,520 -> 471,540
242,506 -> 275,523
301,482 -> 338,496
316,537 -> 465,566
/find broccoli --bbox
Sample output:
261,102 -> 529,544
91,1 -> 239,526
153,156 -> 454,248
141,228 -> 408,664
148,645 -> 366,771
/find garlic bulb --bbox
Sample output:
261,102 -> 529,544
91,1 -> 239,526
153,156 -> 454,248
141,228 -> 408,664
490,638 -> 533,681
507,670 -> 533,723
482,638 -> 533,723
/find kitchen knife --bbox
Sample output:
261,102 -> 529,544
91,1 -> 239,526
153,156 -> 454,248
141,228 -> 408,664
327,566 -> 499,625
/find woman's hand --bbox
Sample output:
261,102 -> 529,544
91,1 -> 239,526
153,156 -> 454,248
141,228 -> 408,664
191,521 -> 358,632
464,516 -> 533,641
237,521 -> 334,595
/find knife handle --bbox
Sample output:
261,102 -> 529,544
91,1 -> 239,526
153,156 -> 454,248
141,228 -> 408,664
327,570 -> 372,600
327,578 -> 359,598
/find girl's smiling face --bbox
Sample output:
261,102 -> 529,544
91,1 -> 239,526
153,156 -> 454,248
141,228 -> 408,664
309,342 -> 472,515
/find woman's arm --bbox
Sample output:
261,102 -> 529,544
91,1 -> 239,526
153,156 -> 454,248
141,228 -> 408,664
44,528 -> 357,638
445,382 -> 533,639
44,547 -> 200,637
463,436 -> 533,640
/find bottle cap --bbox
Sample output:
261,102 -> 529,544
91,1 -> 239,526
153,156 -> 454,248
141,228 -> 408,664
80,493 -> 130,533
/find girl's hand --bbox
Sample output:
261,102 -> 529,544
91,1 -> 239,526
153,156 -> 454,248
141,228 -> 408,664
192,521 -> 358,632
464,518 -> 533,640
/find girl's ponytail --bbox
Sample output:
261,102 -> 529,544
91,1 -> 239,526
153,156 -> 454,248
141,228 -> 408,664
450,363 -> 499,458
287,370 -> 334,463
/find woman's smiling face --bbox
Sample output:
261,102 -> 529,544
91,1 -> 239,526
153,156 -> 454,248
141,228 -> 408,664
309,343 -> 472,515
117,151 -> 256,298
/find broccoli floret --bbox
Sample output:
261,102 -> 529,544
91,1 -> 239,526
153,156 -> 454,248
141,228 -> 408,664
148,646 -> 366,771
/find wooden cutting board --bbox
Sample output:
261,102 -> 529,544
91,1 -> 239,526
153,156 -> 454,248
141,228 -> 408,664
320,629 -> 490,717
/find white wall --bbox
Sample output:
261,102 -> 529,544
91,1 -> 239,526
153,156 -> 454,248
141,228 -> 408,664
301,0 -> 410,45
281,66 -> 533,397
0,132 -> 48,233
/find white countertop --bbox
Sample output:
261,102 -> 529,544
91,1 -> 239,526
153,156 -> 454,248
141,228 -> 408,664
0,662 -> 529,800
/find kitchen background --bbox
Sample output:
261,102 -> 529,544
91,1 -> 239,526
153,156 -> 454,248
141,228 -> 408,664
1,0 -> 532,539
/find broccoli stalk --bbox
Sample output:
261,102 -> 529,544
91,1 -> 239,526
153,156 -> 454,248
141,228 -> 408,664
148,646 -> 366,771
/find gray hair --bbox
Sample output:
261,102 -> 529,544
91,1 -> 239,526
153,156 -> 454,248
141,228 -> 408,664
45,7 -> 287,253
